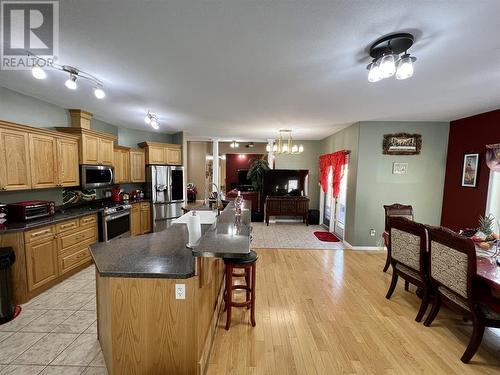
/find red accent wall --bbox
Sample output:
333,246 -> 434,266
225,154 -> 264,192
441,109 -> 500,230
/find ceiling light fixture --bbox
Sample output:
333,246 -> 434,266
31,66 -> 47,80
26,51 -> 106,98
266,130 -> 303,155
230,141 -> 239,148
366,33 -> 417,82
145,111 -> 159,129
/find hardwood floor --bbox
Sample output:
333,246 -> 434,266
207,249 -> 500,374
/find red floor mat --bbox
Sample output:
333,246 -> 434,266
314,231 -> 340,242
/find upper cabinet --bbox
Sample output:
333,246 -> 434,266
56,127 -> 117,166
130,149 -> 146,182
113,146 -> 130,183
0,122 -> 80,191
0,128 -> 32,191
138,142 -> 182,166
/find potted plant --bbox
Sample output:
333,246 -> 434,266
246,157 -> 270,212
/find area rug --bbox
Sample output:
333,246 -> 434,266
250,222 -> 345,250
313,231 -> 340,242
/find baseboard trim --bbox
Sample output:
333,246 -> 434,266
342,240 -> 385,251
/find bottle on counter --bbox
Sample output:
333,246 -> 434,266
234,190 -> 243,216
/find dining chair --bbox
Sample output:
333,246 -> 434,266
383,203 -> 414,272
424,226 -> 500,363
385,216 -> 430,322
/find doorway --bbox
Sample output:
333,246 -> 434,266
322,167 -> 333,229
320,162 -> 348,240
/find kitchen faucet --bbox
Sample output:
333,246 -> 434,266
204,182 -> 224,211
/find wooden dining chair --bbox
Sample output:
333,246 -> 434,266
424,226 -> 500,363
383,204 -> 414,272
385,216 -> 431,322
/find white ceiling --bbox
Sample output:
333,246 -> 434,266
1,0 -> 499,141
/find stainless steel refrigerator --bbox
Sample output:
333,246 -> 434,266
146,165 -> 185,232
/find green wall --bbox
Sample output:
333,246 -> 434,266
320,124 -> 360,243
274,140 -> 321,209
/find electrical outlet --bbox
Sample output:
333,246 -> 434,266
369,229 -> 376,237
175,284 -> 186,300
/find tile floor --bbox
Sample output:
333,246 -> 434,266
0,266 -> 107,375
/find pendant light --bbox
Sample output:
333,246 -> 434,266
267,130 -> 304,155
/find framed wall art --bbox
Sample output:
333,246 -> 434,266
383,133 -> 422,155
461,153 -> 479,187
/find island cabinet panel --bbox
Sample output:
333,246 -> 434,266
25,234 -> 58,292
97,275 -> 198,375
0,128 -> 32,191
57,138 -> 79,187
29,133 -> 58,189
130,203 -> 141,236
129,149 -> 145,182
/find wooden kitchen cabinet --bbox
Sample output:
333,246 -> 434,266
129,149 -> 146,182
139,141 -> 182,165
130,203 -> 141,236
140,202 -> 151,234
57,138 -> 79,187
166,146 -> 182,165
99,138 -> 114,165
25,233 -> 58,292
0,128 -> 32,191
113,146 -> 130,183
29,133 -> 59,189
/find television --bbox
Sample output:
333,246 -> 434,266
262,169 -> 309,197
237,169 -> 251,185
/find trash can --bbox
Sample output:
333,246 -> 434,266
0,247 -> 16,325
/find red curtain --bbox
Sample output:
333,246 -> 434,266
319,150 -> 348,198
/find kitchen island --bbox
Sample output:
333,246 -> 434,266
89,201 -> 251,375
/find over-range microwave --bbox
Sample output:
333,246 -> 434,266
81,165 -> 114,189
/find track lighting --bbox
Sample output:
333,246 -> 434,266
144,111 -> 159,129
366,33 -> 417,82
27,52 -> 106,98
230,141 -> 239,148
31,66 -> 47,80
65,74 -> 77,90
94,86 -> 106,99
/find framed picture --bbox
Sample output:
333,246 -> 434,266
461,153 -> 479,187
392,162 -> 408,175
383,133 -> 422,155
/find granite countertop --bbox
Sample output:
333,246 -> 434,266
0,207 -> 101,233
0,199 -> 151,234
90,200 -> 252,279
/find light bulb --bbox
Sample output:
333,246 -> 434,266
367,61 -> 382,83
298,144 -> 304,153
150,118 -> 159,129
144,115 -> 151,124
94,87 -> 105,99
266,144 -> 271,152
396,54 -> 415,80
65,75 -> 77,90
291,145 -> 298,153
379,54 -> 396,78
235,142 -> 239,148
282,143 -> 289,153
32,66 -> 47,80
230,142 -> 235,148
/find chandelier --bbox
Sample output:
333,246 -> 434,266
366,32 -> 417,82
266,130 -> 304,154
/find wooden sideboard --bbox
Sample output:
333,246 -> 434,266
264,196 -> 310,226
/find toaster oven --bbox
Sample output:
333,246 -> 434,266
7,201 -> 55,221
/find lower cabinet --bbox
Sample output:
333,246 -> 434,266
23,214 -> 97,294
130,202 -> 151,236
25,237 -> 58,292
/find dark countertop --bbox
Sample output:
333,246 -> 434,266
0,207 -> 100,233
0,199 -> 151,234
90,201 -> 251,279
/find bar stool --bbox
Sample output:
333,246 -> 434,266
223,250 -> 258,330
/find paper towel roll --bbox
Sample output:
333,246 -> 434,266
187,212 -> 202,248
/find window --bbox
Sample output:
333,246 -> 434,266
486,171 -> 500,224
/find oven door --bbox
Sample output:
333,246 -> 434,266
103,211 -> 130,241
81,165 -> 114,189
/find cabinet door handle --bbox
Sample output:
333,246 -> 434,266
33,229 -> 51,237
